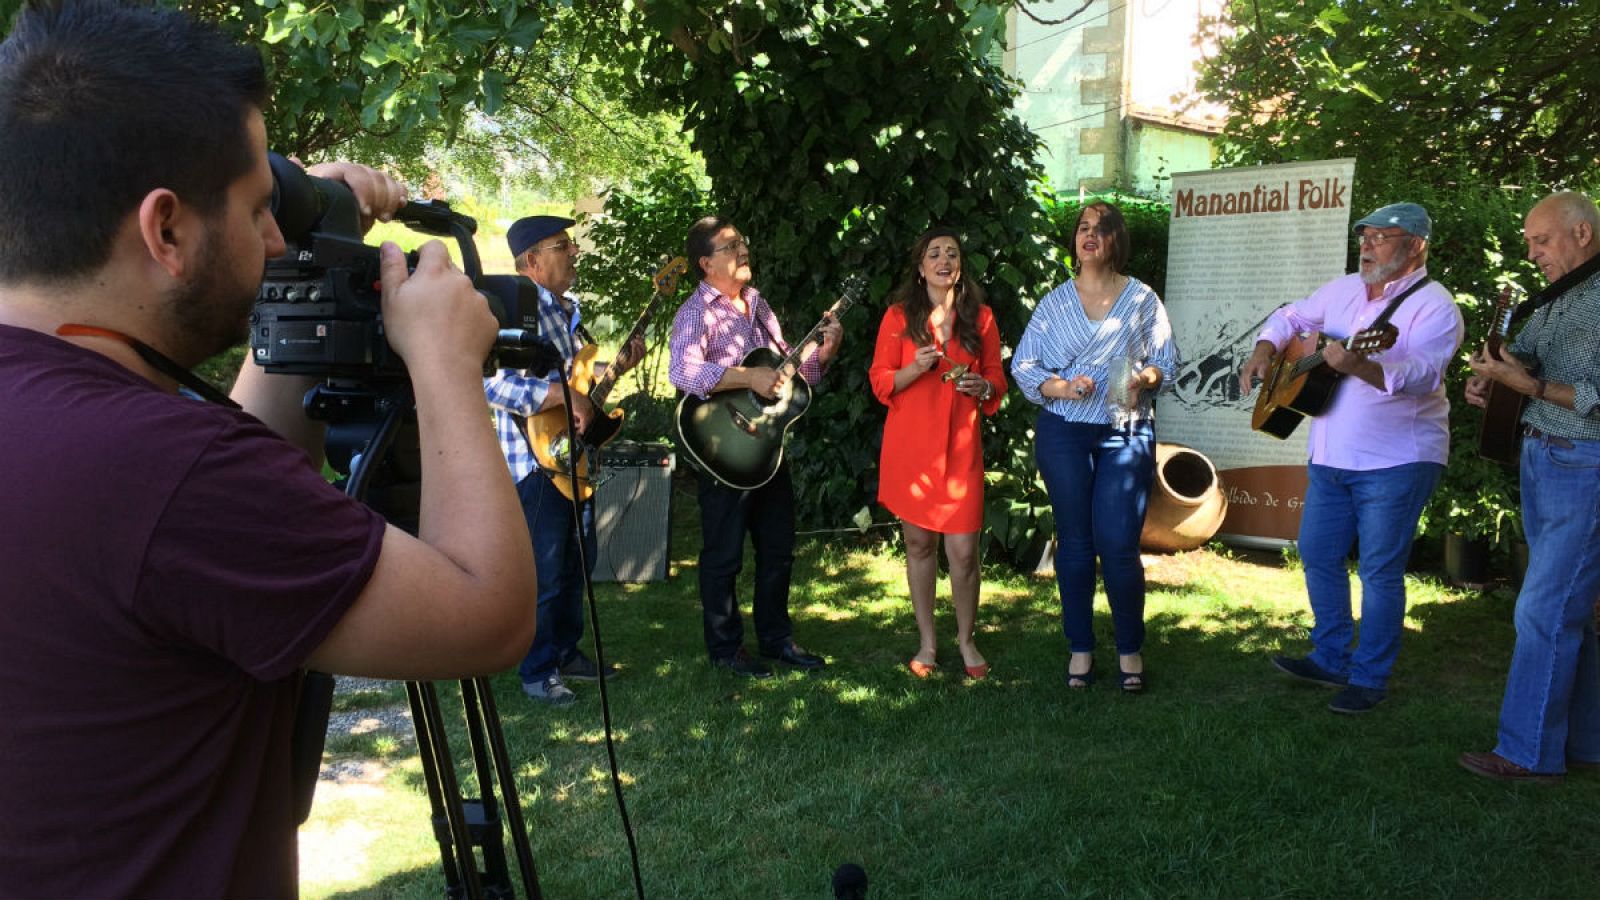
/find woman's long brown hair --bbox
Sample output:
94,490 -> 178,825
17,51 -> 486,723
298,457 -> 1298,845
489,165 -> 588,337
887,227 -> 986,355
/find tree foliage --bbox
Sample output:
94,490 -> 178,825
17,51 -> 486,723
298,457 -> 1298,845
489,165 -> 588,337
48,1 -> 687,198
426,4 -> 697,201
578,0 -> 1065,537
1197,0 -> 1600,190
176,0 -> 553,162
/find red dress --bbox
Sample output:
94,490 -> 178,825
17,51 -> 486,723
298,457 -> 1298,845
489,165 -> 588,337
869,303 -> 1006,533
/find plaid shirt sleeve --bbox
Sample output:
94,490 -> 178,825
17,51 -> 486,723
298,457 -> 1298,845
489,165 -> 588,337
481,283 -> 584,481
669,283 -> 729,398
483,372 -> 544,481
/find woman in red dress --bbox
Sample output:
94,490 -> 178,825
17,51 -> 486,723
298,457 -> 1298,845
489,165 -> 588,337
869,228 -> 1006,679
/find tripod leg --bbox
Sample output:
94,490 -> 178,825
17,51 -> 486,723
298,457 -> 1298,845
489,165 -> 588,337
468,676 -> 543,900
456,678 -> 519,900
408,680 -> 485,900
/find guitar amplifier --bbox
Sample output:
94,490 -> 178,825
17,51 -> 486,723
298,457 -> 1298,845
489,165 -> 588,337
591,441 -> 675,582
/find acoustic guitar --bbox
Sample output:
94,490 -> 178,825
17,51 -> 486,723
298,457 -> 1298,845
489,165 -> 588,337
1251,325 -> 1398,439
676,274 -> 866,490
527,256 -> 689,502
1477,283 -> 1528,464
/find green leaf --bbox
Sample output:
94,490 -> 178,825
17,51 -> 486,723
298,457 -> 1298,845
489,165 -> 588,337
481,69 -> 505,116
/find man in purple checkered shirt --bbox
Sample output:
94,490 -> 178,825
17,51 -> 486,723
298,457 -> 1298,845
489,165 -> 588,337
668,215 -> 843,677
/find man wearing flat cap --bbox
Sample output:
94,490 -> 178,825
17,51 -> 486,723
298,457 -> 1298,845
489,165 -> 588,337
1239,202 -> 1464,714
485,215 -> 644,705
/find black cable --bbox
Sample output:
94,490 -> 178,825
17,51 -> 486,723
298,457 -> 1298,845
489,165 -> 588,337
1017,0 -> 1097,27
554,371 -> 647,900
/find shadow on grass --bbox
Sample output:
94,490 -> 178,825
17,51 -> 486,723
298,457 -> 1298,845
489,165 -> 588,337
351,488 -> 1600,900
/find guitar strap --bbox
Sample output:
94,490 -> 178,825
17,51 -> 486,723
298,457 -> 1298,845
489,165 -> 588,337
1367,277 -> 1433,333
1511,252 -> 1600,325
752,306 -> 790,356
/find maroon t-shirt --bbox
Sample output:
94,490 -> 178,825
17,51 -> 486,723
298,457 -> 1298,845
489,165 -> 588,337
0,325 -> 386,897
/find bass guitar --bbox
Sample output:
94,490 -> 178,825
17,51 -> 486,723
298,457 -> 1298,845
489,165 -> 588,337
1477,283 -> 1528,464
527,256 -> 689,502
1251,325 -> 1398,439
676,274 -> 866,490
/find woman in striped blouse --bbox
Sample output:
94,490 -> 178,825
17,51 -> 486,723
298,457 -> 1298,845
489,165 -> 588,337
1010,202 -> 1180,692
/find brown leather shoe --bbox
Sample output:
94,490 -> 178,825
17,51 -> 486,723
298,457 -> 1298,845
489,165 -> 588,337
1459,751 -> 1563,784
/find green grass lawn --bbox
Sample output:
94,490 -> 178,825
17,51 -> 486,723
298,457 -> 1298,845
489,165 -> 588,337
302,476 -> 1600,899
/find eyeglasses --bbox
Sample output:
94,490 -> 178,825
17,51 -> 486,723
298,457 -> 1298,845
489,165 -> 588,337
711,237 -> 749,256
1356,230 -> 1410,247
533,238 -> 576,254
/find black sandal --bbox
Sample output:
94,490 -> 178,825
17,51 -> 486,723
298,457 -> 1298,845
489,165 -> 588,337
1065,660 -> 1095,689
1117,668 -> 1145,693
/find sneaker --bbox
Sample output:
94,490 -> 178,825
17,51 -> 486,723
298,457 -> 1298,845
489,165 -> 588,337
558,649 -> 616,683
1271,655 -> 1349,688
522,673 -> 577,706
1328,685 -> 1386,714
710,648 -> 773,678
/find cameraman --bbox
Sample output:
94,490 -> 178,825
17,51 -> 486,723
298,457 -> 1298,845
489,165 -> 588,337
0,2 -> 536,896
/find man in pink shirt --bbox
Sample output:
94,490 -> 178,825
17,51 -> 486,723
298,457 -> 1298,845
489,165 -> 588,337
1239,202 -> 1464,714
668,215 -> 842,677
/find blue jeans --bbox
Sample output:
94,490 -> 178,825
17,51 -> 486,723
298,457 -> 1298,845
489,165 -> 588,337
1494,435 -> 1600,773
1298,461 -> 1442,691
1034,414 -> 1155,655
516,470 -> 597,683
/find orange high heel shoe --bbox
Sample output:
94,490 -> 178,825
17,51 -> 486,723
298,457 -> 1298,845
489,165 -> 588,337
907,658 -> 939,678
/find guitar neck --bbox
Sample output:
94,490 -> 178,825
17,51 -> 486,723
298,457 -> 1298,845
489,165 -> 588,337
776,287 -> 860,378
777,321 -> 829,377
1485,285 -> 1517,355
1290,347 -> 1329,379
589,291 -> 669,407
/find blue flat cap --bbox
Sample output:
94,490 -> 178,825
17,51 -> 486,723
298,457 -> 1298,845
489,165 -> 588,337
507,215 -> 576,258
1353,203 -> 1431,240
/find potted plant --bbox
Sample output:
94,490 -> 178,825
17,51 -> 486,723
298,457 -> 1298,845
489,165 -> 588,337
1424,446 -> 1521,587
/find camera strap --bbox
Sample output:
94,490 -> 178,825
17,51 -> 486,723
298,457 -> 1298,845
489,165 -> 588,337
56,323 -> 240,408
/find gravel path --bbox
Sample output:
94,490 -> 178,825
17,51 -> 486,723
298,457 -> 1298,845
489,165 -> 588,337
320,676 -> 415,785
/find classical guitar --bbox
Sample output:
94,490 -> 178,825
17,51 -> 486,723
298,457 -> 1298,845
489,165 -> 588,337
527,256 -> 689,502
1250,325 -> 1398,439
676,274 -> 867,490
1477,283 -> 1528,464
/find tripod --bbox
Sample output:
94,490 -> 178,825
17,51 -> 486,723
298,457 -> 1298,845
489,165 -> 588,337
292,378 -> 541,900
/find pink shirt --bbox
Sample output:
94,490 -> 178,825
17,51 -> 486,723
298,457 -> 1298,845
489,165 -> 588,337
668,280 -> 825,397
1257,268 -> 1464,469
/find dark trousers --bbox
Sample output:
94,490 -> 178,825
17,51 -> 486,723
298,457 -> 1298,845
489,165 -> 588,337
516,470 -> 596,683
696,465 -> 796,659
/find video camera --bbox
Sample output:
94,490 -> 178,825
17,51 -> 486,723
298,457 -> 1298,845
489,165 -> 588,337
249,153 -> 560,379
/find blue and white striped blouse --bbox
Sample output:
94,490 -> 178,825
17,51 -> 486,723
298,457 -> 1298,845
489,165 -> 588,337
1010,276 -> 1180,426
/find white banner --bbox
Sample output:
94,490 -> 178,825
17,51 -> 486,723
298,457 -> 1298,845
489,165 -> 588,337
1156,158 -> 1357,539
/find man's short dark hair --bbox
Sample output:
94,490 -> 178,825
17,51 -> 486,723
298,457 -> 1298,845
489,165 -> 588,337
0,0 -> 269,283
686,215 -> 733,280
